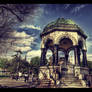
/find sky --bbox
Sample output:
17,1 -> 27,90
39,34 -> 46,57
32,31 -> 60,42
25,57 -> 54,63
4,4 -> 92,62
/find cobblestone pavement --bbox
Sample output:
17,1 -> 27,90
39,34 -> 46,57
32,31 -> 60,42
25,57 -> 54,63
0,77 -> 33,88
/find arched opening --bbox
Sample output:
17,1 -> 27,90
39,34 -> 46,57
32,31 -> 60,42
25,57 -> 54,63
59,38 -> 73,50
46,49 -> 53,65
58,51 -> 65,65
45,39 -> 54,49
58,37 -> 74,64
69,50 -> 75,65
44,39 -> 54,65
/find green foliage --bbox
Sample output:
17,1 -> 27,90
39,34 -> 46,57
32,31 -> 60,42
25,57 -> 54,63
18,60 -> 30,73
7,57 -> 30,74
31,56 -> 40,67
30,56 -> 40,75
0,58 -> 10,70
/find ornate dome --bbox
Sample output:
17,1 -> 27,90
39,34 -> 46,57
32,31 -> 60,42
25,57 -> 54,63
41,18 -> 87,38
46,18 -> 76,28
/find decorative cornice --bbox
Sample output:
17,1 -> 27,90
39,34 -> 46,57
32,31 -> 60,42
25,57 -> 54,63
40,28 -> 87,39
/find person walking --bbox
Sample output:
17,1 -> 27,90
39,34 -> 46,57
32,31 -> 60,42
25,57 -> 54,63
24,73 -> 29,83
18,72 -> 22,80
15,73 -> 19,81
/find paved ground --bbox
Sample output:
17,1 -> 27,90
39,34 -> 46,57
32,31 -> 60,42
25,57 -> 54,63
0,77 -> 33,88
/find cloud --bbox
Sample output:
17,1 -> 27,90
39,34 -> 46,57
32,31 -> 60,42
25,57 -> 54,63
19,24 -> 41,30
26,6 -> 44,24
13,46 -> 31,52
27,50 -> 41,61
33,7 -> 44,22
13,31 -> 30,38
64,4 -> 71,9
71,4 -> 87,14
86,40 -> 92,49
10,30 -> 36,52
13,36 -> 35,46
87,54 -> 92,61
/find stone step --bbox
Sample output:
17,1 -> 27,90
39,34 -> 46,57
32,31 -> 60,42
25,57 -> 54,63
61,79 -> 77,82
63,83 -> 82,86
37,84 -> 55,88
62,85 -> 86,88
64,75 -> 77,78
40,82 -> 54,85
62,81 -> 81,84
40,81 -> 50,83
63,79 -> 80,81
41,80 -> 50,81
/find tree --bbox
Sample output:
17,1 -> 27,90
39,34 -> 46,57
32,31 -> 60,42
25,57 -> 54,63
31,56 -> 40,67
7,50 -> 31,74
30,56 -> 40,75
0,4 -> 39,55
0,58 -> 10,70
7,56 -> 30,74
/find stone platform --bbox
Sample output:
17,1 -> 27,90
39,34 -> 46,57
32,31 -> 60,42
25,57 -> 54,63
38,65 -> 89,88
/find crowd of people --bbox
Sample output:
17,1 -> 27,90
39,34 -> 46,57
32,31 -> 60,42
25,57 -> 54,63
11,72 -> 30,83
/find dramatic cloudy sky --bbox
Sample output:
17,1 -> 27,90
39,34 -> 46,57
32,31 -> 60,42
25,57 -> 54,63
5,4 -> 92,61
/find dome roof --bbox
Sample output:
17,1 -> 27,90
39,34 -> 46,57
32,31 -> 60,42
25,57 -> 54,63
46,18 -> 76,28
41,18 -> 87,38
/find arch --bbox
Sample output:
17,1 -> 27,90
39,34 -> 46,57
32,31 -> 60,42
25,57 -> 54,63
44,38 -> 54,49
43,36 -> 54,44
56,33 -> 78,46
69,50 -> 75,65
46,49 -> 53,65
67,46 -> 75,53
58,47 -> 66,53
41,37 -> 54,49
59,37 -> 73,50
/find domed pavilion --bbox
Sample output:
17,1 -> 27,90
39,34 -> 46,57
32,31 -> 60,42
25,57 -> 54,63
38,18 -> 89,88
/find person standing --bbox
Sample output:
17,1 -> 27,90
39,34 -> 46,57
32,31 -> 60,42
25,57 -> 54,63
24,73 -> 29,83
18,72 -> 22,80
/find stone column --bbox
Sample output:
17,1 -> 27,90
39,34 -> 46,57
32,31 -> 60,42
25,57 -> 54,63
74,46 -> 80,66
77,46 -> 81,66
74,47 -> 78,65
54,44 -> 58,65
52,50 -> 55,65
40,48 -> 47,66
65,52 -> 69,64
82,50 -> 88,67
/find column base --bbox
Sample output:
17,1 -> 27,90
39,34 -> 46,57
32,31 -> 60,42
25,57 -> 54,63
74,66 -> 89,79
38,66 -> 60,82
